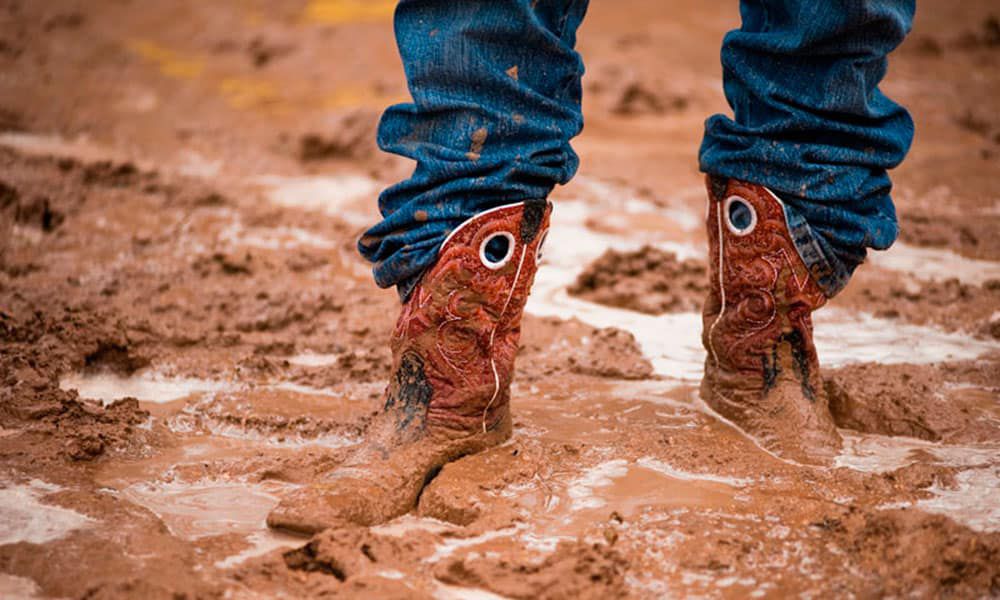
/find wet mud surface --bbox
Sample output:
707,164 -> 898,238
2,0 -> 1000,598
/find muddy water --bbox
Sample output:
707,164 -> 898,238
3,0 -> 1000,597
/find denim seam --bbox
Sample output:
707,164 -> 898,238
774,193 -> 851,298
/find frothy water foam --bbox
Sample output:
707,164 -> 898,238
837,431 -> 1000,532
915,466 -> 1000,532
60,371 -> 233,405
0,480 -> 94,545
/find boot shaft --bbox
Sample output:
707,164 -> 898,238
702,176 -> 827,399
386,200 -> 551,432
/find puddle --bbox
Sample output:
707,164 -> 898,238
636,457 -> 753,488
286,352 -> 341,367
566,459 -> 631,511
427,527 -> 523,563
60,372 -> 371,448
0,132 -> 120,163
120,479 -> 289,539
560,459 -> 741,520
60,371 -> 232,405
176,150 -> 223,178
218,221 -> 338,251
0,480 -> 94,545
214,529 -> 304,569
116,477 -> 303,568
256,175 -> 380,228
424,456 -> 744,569
837,431 -> 1000,532
433,582 -> 510,600
528,196 -> 997,380
372,514 -> 459,538
0,574 -> 45,600
836,431 -> 1000,473
870,242 -> 1000,286
915,466 -> 1000,532
814,309 -> 998,366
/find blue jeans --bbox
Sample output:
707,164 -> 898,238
359,0 -> 915,299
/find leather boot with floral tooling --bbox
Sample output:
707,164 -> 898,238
267,200 -> 551,533
701,176 -> 841,465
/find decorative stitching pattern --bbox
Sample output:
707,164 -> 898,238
703,177 -> 827,401
388,201 -> 551,433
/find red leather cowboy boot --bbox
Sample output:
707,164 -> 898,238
267,200 -> 551,533
701,176 -> 841,465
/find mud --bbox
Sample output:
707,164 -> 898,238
1,0 -> 999,598
839,272 -> 1000,339
825,362 -> 998,443
568,246 -> 707,315
899,212 -> 1000,261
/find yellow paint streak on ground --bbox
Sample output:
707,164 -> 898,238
323,85 -> 406,109
303,0 -> 395,25
217,77 -> 282,110
128,39 -> 204,79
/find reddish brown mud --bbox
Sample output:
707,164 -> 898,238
1,0 -> 999,598
568,246 -> 707,315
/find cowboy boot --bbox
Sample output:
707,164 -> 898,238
700,176 -> 841,465
267,200 -> 551,533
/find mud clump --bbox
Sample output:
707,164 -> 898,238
585,65 -> 691,117
610,81 -> 688,116
898,212 -> 1000,260
567,327 -> 654,380
824,363 -> 977,441
953,15 -> 1000,50
518,317 -> 654,381
434,541 -> 628,600
239,526 -> 429,597
247,36 -> 294,68
857,276 -> 1000,339
825,508 -> 1000,597
297,109 -> 379,162
569,246 -> 707,314
418,443 -> 540,527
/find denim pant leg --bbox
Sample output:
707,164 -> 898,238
699,0 -> 916,296
359,0 -> 589,300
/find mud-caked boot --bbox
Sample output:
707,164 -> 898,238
700,176 -> 841,465
267,200 -> 551,534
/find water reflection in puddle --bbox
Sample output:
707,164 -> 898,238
560,459 -> 741,520
120,480 -> 289,539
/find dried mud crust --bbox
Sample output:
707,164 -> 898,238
568,246 -> 708,315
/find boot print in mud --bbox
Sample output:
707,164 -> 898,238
700,176 -> 842,465
267,200 -> 551,533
